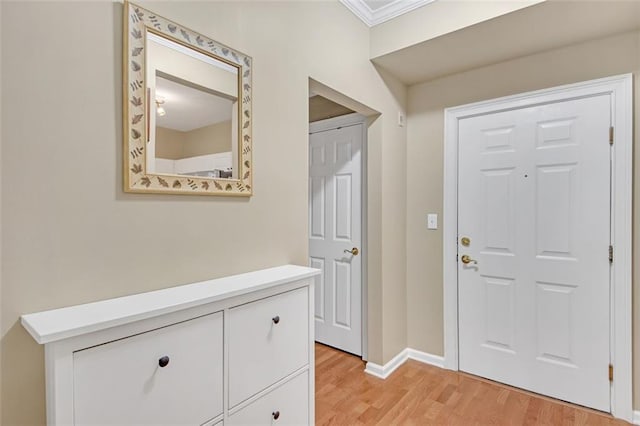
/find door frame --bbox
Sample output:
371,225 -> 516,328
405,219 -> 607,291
309,112 -> 369,360
442,74 -> 633,420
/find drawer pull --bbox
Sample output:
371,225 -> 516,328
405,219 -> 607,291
158,356 -> 170,368
272,411 -> 280,420
272,315 -> 280,324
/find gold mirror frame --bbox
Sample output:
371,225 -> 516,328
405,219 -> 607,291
123,2 -> 252,196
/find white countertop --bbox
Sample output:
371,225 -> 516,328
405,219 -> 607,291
21,264 -> 320,345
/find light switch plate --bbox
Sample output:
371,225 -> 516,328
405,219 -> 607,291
427,213 -> 438,230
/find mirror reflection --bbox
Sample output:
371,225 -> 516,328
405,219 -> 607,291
146,32 -> 239,179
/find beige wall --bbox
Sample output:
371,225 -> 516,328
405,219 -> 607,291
370,0 -> 543,58
155,127 -> 184,160
0,1 -> 407,424
183,120 -> 232,158
406,30 -> 640,407
156,121 -> 232,160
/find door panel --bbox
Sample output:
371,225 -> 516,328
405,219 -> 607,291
309,124 -> 362,356
458,95 -> 611,411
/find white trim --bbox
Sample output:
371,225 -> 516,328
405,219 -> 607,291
309,112 -> 366,134
364,349 -> 408,379
339,0 -> 435,27
364,347 -> 444,379
632,411 -> 640,425
407,348 -> 445,368
443,74 -> 633,422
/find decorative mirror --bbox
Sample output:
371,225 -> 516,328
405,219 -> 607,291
123,2 -> 252,196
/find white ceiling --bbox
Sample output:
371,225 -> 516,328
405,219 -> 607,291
155,76 -> 234,132
340,0 -> 434,27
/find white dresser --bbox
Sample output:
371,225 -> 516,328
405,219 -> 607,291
21,265 -> 320,426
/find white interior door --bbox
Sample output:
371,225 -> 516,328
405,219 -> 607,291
458,94 -> 611,411
309,123 -> 362,356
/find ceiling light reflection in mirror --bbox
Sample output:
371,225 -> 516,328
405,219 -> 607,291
146,32 -> 240,180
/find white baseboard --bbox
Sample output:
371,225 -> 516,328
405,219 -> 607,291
407,348 -> 445,368
364,349 -> 408,379
364,347 -> 444,379
632,410 -> 640,425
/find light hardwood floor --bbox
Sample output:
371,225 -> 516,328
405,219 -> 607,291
315,343 -> 628,426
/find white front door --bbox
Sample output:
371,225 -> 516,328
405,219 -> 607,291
309,123 -> 362,356
458,95 -> 611,411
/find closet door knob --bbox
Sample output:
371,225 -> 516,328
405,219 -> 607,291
158,356 -> 170,368
272,315 -> 280,324
272,411 -> 280,420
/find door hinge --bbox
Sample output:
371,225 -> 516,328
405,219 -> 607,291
609,364 -> 614,382
609,126 -> 614,145
609,245 -> 614,263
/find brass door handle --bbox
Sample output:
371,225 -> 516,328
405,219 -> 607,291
461,255 -> 477,265
344,247 -> 359,256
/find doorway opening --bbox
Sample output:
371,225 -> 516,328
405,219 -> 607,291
308,79 -> 378,360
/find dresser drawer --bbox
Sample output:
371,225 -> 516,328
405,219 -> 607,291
228,286 -> 309,407
73,312 -> 223,425
228,371 -> 309,426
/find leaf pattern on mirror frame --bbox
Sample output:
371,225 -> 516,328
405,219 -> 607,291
149,15 -> 161,30
130,80 -> 143,91
243,171 -> 250,179
187,179 -> 198,190
131,61 -> 141,72
130,147 -> 143,159
167,24 -> 177,33
222,48 -> 230,56
157,177 -> 169,187
130,164 -> 143,174
126,3 -> 252,197
140,177 -> 151,187
131,128 -> 141,139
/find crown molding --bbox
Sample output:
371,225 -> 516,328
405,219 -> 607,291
340,0 -> 436,27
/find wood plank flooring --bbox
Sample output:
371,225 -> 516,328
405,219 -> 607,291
315,343 -> 628,426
